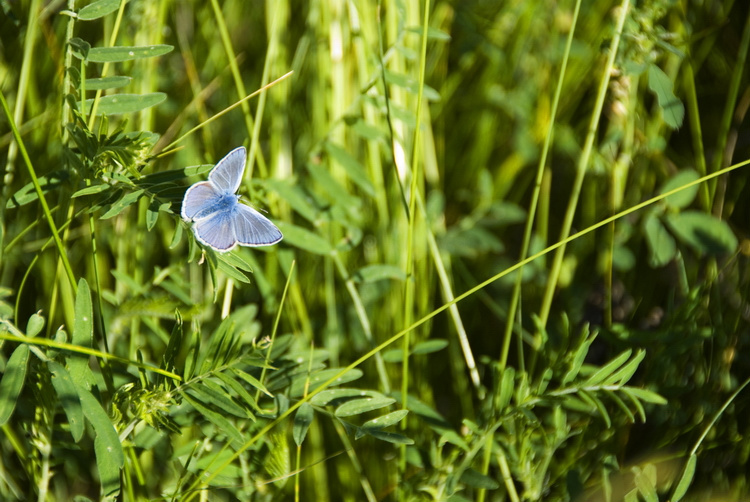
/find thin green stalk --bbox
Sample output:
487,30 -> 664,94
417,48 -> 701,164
537,0 -> 630,332
0,91 -> 77,296
708,6 -> 750,205
160,71 -> 293,154
499,0 -> 582,370
399,0 -> 430,477
209,0 -> 269,178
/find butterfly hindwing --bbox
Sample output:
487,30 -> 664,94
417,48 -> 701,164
234,204 -> 284,246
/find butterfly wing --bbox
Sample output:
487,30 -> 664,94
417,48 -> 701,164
191,207 -> 239,251
208,146 -> 246,194
181,181 -> 222,221
233,203 -> 283,246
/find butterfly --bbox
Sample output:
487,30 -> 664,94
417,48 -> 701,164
181,146 -> 283,252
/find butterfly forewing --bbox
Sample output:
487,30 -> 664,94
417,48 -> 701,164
208,146 -> 246,194
181,182 -> 221,220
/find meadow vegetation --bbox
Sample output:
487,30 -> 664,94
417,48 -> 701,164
1,0 -> 749,500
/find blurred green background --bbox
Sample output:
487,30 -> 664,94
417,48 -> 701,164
1,0 -> 750,500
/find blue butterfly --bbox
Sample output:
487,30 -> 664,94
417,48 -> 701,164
181,146 -> 283,252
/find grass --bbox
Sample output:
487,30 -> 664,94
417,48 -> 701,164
1,0 -> 750,500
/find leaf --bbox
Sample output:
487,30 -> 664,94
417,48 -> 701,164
672,454 -> 697,502
325,142 -> 375,197
185,382 -> 250,419
459,468 -> 500,490
606,350 -> 645,385
334,394 -> 395,417
26,313 -> 45,337
384,70 -> 441,102
497,366 -> 515,411
264,178 -> 320,223
647,64 -> 684,129
412,339 -> 449,355
85,44 -> 174,62
622,387 -> 667,405
290,368 -> 363,397
362,410 -> 409,430
72,184 -> 111,198
361,429 -> 414,444
83,76 -> 132,90
182,393 -> 244,446
666,211 -> 738,255
79,93 -> 167,115
306,162 -> 361,210
6,171 -> 69,208
276,223 -> 333,255
633,464 -> 658,502
643,212 -> 676,267
99,189 -> 145,219
660,169 -> 700,209
293,403 -> 314,446
0,344 -> 30,426
406,25 -> 452,41
78,386 -> 124,499
70,278 -> 94,389
215,258 -> 251,283
353,264 -> 406,283
309,388 -> 369,406
77,0 -> 121,20
47,361 -> 84,442
583,350 -> 632,387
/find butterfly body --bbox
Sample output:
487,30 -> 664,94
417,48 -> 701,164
181,147 -> 283,252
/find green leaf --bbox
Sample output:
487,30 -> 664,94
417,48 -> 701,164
334,394 -> 395,417
6,170 -> 69,208
353,264 -> 406,283
215,257 -> 251,283
79,92 -> 167,115
622,387 -> 667,405
384,70 -> 441,102
606,350 -> 645,385
362,410 -> 409,430
306,162 -> 361,210
72,184 -> 111,198
660,169 -> 700,209
26,313 -> 45,337
231,368 -> 273,397
289,368 -> 363,397
47,361 -> 84,442
77,0 -> 121,20
583,350 -> 632,387
325,142 -> 375,197
459,468 -> 500,490
643,212 -> 676,267
647,64 -> 684,129
293,403 -> 314,446
182,393 -> 244,446
497,366 -> 515,411
276,223 -> 333,255
185,381 -> 250,419
634,464 -> 658,502
83,76 -> 132,90
78,386 -> 124,499
99,189 -> 145,219
672,454 -> 696,502
309,388 -> 369,406
362,429 -> 414,444
0,344 -> 30,426
70,278 -> 94,389
406,25 -> 452,41
85,44 -> 174,63
666,211 -> 738,255
412,339 -> 449,355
